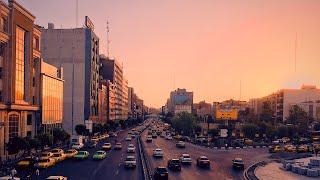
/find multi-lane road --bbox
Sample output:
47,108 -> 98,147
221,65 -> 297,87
15,119 -> 270,180
27,128 -> 144,180
141,126 -> 269,180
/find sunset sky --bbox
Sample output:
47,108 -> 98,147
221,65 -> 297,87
19,0 -> 320,108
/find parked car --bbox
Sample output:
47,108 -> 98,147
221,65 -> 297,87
284,144 -> 296,152
124,156 -> 137,168
153,167 -> 168,180
232,158 -> 244,170
196,156 -> 210,168
93,150 -> 107,160
167,159 -> 181,171
269,145 -> 283,153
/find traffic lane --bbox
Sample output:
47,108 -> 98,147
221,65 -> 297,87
142,135 -> 227,180
35,128 -> 137,179
93,136 -> 143,180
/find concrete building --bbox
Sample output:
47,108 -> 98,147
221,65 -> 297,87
36,59 -> 64,133
193,101 -> 212,118
100,55 -> 128,121
0,0 -> 42,159
167,88 -> 193,114
252,85 -> 320,123
41,16 -> 100,134
98,83 -> 107,125
102,80 -> 116,122
294,101 -> 320,121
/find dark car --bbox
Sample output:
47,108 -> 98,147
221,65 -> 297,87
154,167 -> 169,180
167,159 -> 181,171
196,156 -> 210,168
232,158 -> 244,170
85,141 -> 97,148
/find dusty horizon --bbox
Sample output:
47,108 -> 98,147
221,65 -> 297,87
18,0 -> 320,108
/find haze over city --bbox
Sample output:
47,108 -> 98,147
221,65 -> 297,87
17,0 -> 320,107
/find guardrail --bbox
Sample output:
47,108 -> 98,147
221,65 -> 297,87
138,128 -> 153,180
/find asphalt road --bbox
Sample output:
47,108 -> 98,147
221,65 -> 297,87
141,130 -> 269,180
18,128 -> 143,180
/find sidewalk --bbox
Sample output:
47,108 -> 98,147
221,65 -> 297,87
255,156 -> 319,180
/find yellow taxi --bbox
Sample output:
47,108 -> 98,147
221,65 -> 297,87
65,149 -> 78,158
34,158 -> 56,168
41,152 -> 54,159
284,145 -> 296,152
51,153 -> 66,162
16,157 -> 35,168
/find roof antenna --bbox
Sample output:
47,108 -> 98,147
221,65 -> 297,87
75,0 -> 78,28
107,20 -> 110,58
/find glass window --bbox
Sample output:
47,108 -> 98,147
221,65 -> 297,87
9,114 -> 19,140
15,26 -> 26,101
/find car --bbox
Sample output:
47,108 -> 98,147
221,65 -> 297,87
51,148 -> 64,155
153,149 -> 164,158
16,157 -> 35,169
180,154 -> 192,165
46,176 -> 68,180
297,145 -> 309,153
34,158 -> 56,168
125,136 -> 132,141
91,136 -> 99,142
93,150 -> 107,160
102,143 -> 112,150
153,167 -> 168,180
146,135 -> 153,142
269,145 -> 283,153
114,142 -> 122,150
74,151 -> 90,160
64,149 -> 78,158
52,153 -> 66,162
232,158 -> 244,170
152,133 -> 157,139
71,143 -> 84,150
40,152 -> 54,159
166,136 -> 173,140
282,137 -> 291,143
127,144 -> 136,153
176,141 -> 185,148
109,132 -> 117,137
284,145 -> 296,152
85,141 -> 98,148
131,134 -> 136,138
167,159 -> 181,171
196,156 -> 210,168
124,155 -> 137,168
160,133 -> 165,138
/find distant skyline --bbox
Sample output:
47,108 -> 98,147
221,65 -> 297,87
18,0 -> 320,108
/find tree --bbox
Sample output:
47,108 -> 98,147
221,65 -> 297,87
241,124 -> 258,139
287,105 -> 309,136
171,112 -> 197,136
276,125 -> 288,138
7,137 -> 29,155
36,133 -> 53,147
314,123 -> 320,131
208,128 -> 219,137
75,124 -> 87,135
260,101 -> 274,124
52,128 -> 70,144
26,137 -> 41,150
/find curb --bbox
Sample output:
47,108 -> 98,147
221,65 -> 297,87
243,160 -> 269,180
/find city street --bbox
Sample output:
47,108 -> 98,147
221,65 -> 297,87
141,129 -> 269,180
20,128 -> 143,180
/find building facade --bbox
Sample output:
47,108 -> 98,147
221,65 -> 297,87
36,58 -> 63,133
98,83 -> 107,125
41,17 -> 100,134
193,101 -> 212,118
167,88 -> 193,114
0,0 -> 42,159
100,55 -> 128,121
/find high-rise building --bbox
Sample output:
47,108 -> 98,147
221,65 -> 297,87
100,55 -> 128,121
0,0 -> 43,159
167,88 -> 193,114
41,16 -> 100,134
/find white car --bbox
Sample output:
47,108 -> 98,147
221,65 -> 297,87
125,136 -> 132,141
46,176 -> 68,180
127,144 -> 136,153
180,154 -> 192,164
153,148 -> 164,158
125,155 -> 136,168
166,136 -> 173,140
71,143 -> 84,150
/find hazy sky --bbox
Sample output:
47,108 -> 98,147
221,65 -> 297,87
19,0 -> 320,108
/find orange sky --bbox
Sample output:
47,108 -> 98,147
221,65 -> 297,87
19,0 -> 320,108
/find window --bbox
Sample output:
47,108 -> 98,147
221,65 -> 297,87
15,26 -> 26,101
27,131 -> 31,137
33,36 -> 40,50
9,114 -> 19,140
0,67 -> 2,79
32,77 -> 35,87
27,114 -> 32,125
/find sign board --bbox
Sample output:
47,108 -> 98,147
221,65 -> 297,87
85,120 -> 93,133
85,16 -> 95,31
220,129 -> 228,138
